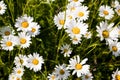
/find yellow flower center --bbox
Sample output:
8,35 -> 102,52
85,75 -> 89,79
71,7 -> 75,11
116,75 -> 120,80
73,37 -> 78,41
103,10 -> 109,15
6,41 -> 12,46
64,49 -> 68,53
21,21 -> 29,28
68,15 -> 72,19
112,46 -> 118,52
51,75 -> 55,80
75,63 -> 82,70
118,9 -> 120,14
73,0 -> 78,2
31,28 -> 36,32
0,6 -> 2,10
59,69 -> 65,75
20,59 -> 24,64
32,58 -> 39,65
59,20 -> 65,25
16,77 -> 20,80
4,31 -> 10,36
78,12 -> 84,17
72,27 -> 80,34
20,38 -> 27,44
102,30 -> 109,38
17,70 -> 21,74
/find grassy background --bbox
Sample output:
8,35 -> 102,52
0,0 -> 120,80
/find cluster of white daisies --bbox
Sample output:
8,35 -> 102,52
8,52 -> 44,80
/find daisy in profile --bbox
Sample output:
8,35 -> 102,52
112,68 -> 120,80
99,5 -> 114,20
84,31 -> 92,39
60,44 -> 72,57
81,71 -> 93,80
15,14 -> 33,32
14,54 -> 28,67
74,5 -> 89,21
54,12 -> 66,29
70,36 -> 81,44
27,22 -> 41,37
0,26 -> 15,36
66,20 -> 88,38
47,73 -> 58,80
0,35 -> 18,51
0,1 -> 7,15
115,5 -> 120,16
26,52 -> 44,72
96,21 -> 118,44
8,73 -> 22,80
54,64 -> 70,80
111,0 -> 119,8
67,55 -> 90,77
12,66 -> 24,77
17,32 -> 31,48
109,40 -> 120,57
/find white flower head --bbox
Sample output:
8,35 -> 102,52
68,0 -> 84,4
54,64 -> 70,80
14,54 -> 28,67
48,73 -> 58,80
70,36 -> 82,45
17,32 -> 31,48
8,73 -> 22,80
84,31 -> 92,39
0,1 -> 7,15
111,0 -> 119,8
96,21 -> 118,44
15,14 -> 34,32
81,71 -> 93,80
68,55 -> 90,77
60,44 -> 72,57
99,5 -> 114,20
12,66 -> 24,77
0,35 -> 18,51
26,52 -> 44,72
115,5 -> 120,16
112,68 -> 120,80
109,40 -> 120,57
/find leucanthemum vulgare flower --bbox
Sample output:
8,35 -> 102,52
70,36 -> 82,45
67,2 -> 80,12
68,0 -> 84,5
96,21 -> 118,44
66,10 -> 76,23
54,64 -> 70,80
81,71 -> 93,80
0,1 -> 7,15
112,68 -> 120,80
27,22 -> 41,37
60,44 -> 72,57
26,52 -> 44,72
99,5 -> 114,20
14,54 -> 28,67
8,73 -> 22,80
47,73 -> 58,80
54,11 -> 67,29
67,55 -> 90,77
115,5 -> 120,16
0,26 -> 15,37
66,20 -> 88,39
111,0 -> 119,8
84,31 -> 92,39
12,66 -> 24,77
0,35 -> 18,51
15,14 -> 34,32
17,32 -> 31,48
74,5 -> 89,21
109,40 -> 120,57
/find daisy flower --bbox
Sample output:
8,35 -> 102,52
8,73 -> 22,80
60,44 -> 72,57
112,68 -> 120,80
0,35 -> 18,51
68,0 -> 84,4
14,54 -> 28,67
67,55 -> 90,77
115,5 -> 120,16
70,36 -> 81,44
66,20 -> 88,38
54,64 -> 70,80
15,14 -> 34,32
54,12 -> 66,29
0,1 -> 7,15
67,2 -> 80,12
109,40 -> 120,57
26,52 -> 44,72
84,31 -> 92,39
66,10 -> 76,23
111,0 -> 119,8
27,22 -> 41,37
74,5 -> 89,21
17,32 -> 31,48
96,21 -> 118,44
12,66 -> 24,77
99,5 -> 114,20
81,71 -> 93,80
0,26 -> 15,36
47,73 -> 58,80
